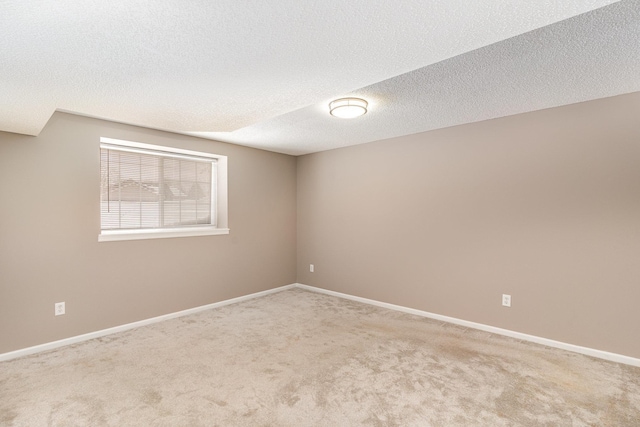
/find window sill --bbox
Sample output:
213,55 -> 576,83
98,227 -> 230,242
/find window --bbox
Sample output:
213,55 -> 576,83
99,137 -> 228,242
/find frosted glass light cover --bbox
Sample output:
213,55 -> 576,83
329,98 -> 368,118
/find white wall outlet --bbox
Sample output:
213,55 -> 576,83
502,294 -> 511,307
55,302 -> 65,316
310,264 -> 314,273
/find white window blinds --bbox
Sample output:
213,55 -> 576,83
100,144 -> 216,231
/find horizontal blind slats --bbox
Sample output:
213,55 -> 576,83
100,143 -> 217,163
100,146 -> 213,231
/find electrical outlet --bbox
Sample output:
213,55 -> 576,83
55,302 -> 65,316
502,294 -> 511,307
310,264 -> 314,273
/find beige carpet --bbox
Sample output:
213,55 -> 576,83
1,288 -> 639,426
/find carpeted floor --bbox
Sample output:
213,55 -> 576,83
1,288 -> 639,426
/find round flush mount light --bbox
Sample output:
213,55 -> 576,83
329,97 -> 368,119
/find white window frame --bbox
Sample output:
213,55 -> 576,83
98,137 -> 229,242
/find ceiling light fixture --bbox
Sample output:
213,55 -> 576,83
329,97 -> 368,119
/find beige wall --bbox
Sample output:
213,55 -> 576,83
3,94 -> 640,359
297,92 -> 640,358
0,112 -> 297,354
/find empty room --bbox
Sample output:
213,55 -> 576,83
1,1 -> 640,426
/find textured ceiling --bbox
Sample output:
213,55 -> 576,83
2,1 -> 636,155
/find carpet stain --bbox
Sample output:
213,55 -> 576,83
438,341 -> 482,361
0,409 -> 17,424
141,389 -> 162,406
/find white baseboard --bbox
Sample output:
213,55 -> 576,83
294,283 -> 640,368
0,284 -> 296,362
4,282 -> 639,368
